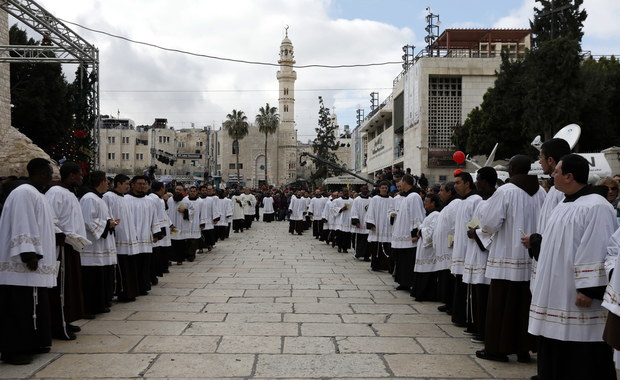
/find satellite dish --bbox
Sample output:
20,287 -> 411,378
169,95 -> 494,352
553,124 -> 581,149
531,135 -> 543,151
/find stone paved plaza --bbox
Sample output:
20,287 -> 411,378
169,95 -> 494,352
1,220 -> 539,379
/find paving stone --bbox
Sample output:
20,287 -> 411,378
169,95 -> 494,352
388,313 -> 452,324
147,287 -> 193,296
134,336 -> 219,353
128,311 -> 226,322
283,314 -> 342,323
301,323 -> 375,337
190,288 -> 245,297
337,290 -> 372,297
385,354 -> 488,378
0,353 -> 59,379
184,322 -> 298,336
224,313 -> 283,322
336,336 -> 424,354
217,336 -> 282,353
111,301 -> 204,312
51,334 -> 142,353
318,297 -> 375,304
351,304 -> 417,314
283,337 -> 336,354
145,354 -> 254,377
80,309 -> 135,321
341,314 -> 389,323
417,337 -> 484,354
228,296 -> 275,303
254,354 -> 389,378
35,353 -> 157,378
204,302 -> 292,313
175,295 -> 231,303
372,323 -> 448,337
80,320 -> 189,336
294,303 -> 354,314
473,355 -> 537,379
244,289 -> 292,297
275,296 -> 318,303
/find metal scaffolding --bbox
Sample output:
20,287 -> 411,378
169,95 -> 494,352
0,0 -> 100,168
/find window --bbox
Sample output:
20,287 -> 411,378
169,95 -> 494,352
191,160 -> 196,167
195,150 -> 200,154
237,163 -> 243,169
107,136 -> 115,144
217,142 -> 220,156
121,153 -> 130,160
196,141 -> 203,147
229,163 -> 235,169
177,141 -> 185,148
107,152 -> 115,160
136,153 -> 144,160
122,136 -> 130,144
429,76 -> 462,149
232,140 -> 239,154
284,88 -> 289,95
284,105 -> 288,112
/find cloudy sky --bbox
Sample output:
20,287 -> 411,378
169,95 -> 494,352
13,0 -> 620,141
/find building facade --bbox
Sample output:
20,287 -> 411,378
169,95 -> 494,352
356,29 -> 532,184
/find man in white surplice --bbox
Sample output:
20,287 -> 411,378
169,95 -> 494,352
391,175 -> 425,291
476,155 -> 545,363
0,159 -> 56,365
330,188 -> 354,253
288,190 -> 306,235
365,182 -> 395,272
351,186 -> 371,261
529,154 -> 617,379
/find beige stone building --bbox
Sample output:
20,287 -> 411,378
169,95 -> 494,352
215,32 -> 299,188
98,117 -> 217,182
356,29 -> 532,184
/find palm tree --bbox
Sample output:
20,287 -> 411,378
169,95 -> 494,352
255,103 -> 279,187
223,109 -> 249,185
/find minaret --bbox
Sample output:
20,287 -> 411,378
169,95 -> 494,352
276,26 -> 297,184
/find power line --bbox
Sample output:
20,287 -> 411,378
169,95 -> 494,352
60,18 -> 402,69
102,88 -> 394,93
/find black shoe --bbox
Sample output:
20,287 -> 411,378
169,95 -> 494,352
395,285 -> 409,291
151,277 -> 159,285
82,313 -> 96,320
177,261 -> 183,265
363,258 -> 371,262
475,350 -> 509,362
117,296 -> 136,303
338,247 -> 342,253
517,353 -> 532,363
342,249 -> 348,253
1,353 -> 33,365
101,307 -> 111,313
27,347 -> 51,354
67,324 -> 81,333
437,304 -> 449,312
52,330 -> 76,340
453,321 -> 467,328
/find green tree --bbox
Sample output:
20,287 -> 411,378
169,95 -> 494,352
223,109 -> 249,185
255,103 -> 279,187
311,97 -> 340,186
9,24 -> 72,155
530,0 -> 587,47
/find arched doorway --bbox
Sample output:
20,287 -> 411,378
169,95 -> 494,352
255,154 -> 266,188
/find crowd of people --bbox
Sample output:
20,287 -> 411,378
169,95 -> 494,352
2,149 -> 620,380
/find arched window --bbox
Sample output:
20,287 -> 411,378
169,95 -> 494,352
232,140 -> 239,155
284,105 -> 288,112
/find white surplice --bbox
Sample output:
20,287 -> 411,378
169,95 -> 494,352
262,196 -> 275,214
167,197 -> 192,240
214,197 -> 232,227
365,195 -> 394,243
103,191 -> 140,255
480,184 -> 546,281
451,193 -> 482,275
529,194 -> 616,342
185,197 -> 203,239
199,196 -> 220,231
241,193 -> 256,215
80,192 -> 117,266
330,197 -> 354,232
46,185 -> 89,253
322,197 -> 335,229
391,192 -> 425,249
148,193 -> 171,248
414,211 -> 440,273
350,195 -> 370,234
431,198 -> 461,272
463,200 -> 493,285
531,186 -> 565,284
604,227 -> 620,369
0,184 -> 57,287
126,194 -> 160,252
231,195 -> 245,220
288,195 -> 306,221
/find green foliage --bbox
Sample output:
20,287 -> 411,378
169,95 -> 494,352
223,109 -> 249,183
255,103 -> 279,186
9,25 -> 72,155
458,1 -> 620,158
530,0 -> 587,47
311,97 -> 340,186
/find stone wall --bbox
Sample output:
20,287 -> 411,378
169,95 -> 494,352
0,10 -> 56,177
